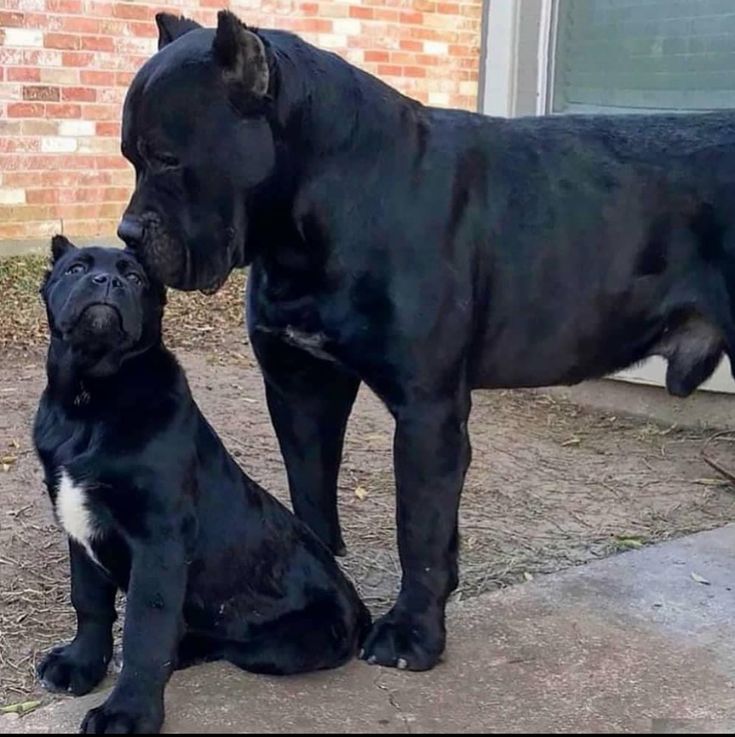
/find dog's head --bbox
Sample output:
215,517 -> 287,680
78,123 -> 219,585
42,236 -> 166,378
118,10 -> 275,292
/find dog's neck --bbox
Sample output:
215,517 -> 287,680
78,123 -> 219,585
265,29 -> 418,163
46,338 -> 178,413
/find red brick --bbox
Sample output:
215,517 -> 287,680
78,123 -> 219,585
400,39 -> 423,52
94,155 -> 128,169
62,86 -> 96,102
86,2 -> 115,17
62,51 -> 94,67
300,2 -> 319,14
80,70 -> 115,86
7,102 -> 45,118
377,64 -> 402,76
390,52 -> 417,65
400,11 -> 424,24
112,3 -> 152,20
96,122 -> 121,137
26,189 -> 60,204
45,102 -> 82,118
8,67 -> 41,82
127,21 -> 158,38
115,71 -> 133,86
47,0 -> 83,12
437,3 -> 460,13
402,65 -> 427,78
349,7 -> 374,20
82,104 -> 119,121
298,18 -> 333,33
374,9 -> 399,22
59,17 -> 103,34
0,11 -> 24,27
365,50 -> 390,63
81,36 -> 115,52
44,33 -> 80,50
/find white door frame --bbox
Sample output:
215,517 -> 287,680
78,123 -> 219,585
481,0 -> 735,393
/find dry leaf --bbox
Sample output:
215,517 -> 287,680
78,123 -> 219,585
614,536 -> 644,550
561,436 -> 581,447
690,572 -> 711,585
523,572 -> 534,582
354,486 -> 368,501
0,700 -> 41,716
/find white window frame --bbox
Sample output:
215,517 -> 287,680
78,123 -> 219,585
480,0 -> 735,394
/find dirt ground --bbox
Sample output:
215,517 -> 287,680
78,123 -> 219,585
1,258 -> 735,707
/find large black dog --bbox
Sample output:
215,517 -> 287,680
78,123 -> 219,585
117,9 -> 735,671
34,237 -> 369,734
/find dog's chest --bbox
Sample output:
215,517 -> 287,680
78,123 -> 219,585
53,468 -> 103,564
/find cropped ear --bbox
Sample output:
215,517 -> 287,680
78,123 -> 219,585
50,234 -> 77,263
155,13 -> 202,51
212,10 -> 269,100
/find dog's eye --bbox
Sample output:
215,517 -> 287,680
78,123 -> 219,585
126,272 -> 143,285
65,263 -> 86,275
148,149 -> 179,170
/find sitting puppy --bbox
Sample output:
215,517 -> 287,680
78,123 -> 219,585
33,236 -> 370,734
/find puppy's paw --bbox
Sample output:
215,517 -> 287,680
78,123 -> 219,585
360,606 -> 445,671
37,643 -> 109,696
81,698 -> 164,734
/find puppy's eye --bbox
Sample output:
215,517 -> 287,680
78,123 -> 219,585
65,263 -> 86,275
126,272 -> 143,285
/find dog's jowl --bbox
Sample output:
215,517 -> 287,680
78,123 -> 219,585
34,237 -> 369,734
118,10 -> 735,672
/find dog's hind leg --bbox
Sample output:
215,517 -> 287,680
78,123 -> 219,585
220,599 -> 359,676
252,331 -> 360,556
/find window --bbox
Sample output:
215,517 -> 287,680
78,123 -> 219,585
551,0 -> 735,114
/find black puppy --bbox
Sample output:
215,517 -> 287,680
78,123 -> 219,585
34,236 -> 369,734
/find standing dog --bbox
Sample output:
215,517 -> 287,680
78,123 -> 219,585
118,10 -> 735,671
34,237 -> 369,734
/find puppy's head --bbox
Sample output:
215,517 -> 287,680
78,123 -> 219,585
41,236 -> 166,377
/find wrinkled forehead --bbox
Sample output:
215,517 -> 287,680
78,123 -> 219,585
123,30 -> 227,147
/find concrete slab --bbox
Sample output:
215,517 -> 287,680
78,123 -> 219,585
542,378 -> 735,431
5,525 -> 735,734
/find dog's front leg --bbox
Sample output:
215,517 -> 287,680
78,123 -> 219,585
361,392 -> 472,671
81,537 -> 187,735
37,540 -> 117,695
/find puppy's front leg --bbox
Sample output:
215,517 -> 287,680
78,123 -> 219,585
37,540 -> 116,695
81,537 -> 187,735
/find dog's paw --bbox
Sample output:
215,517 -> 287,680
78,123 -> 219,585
37,643 -> 109,696
81,699 -> 164,734
359,607 -> 445,671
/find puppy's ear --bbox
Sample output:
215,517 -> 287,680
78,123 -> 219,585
213,10 -> 269,101
155,13 -> 202,51
50,234 -> 77,263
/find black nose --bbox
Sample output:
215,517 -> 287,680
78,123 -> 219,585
92,273 -> 123,288
117,216 -> 144,247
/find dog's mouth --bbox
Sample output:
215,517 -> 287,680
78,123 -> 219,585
66,303 -> 126,344
131,217 -> 237,294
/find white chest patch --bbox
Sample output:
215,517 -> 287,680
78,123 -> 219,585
56,468 -> 100,564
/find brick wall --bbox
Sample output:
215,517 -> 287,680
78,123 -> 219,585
0,0 -> 484,245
